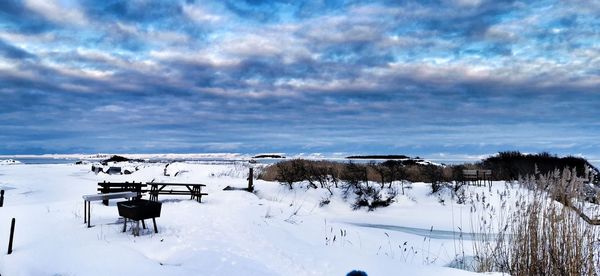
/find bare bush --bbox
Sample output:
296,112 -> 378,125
306,161 -> 332,189
339,162 -> 398,210
351,185 -> 397,211
368,162 -> 390,188
341,162 -> 368,186
275,159 -> 307,189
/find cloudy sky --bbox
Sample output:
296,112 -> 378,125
0,0 -> 598,159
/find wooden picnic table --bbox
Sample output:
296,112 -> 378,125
83,191 -> 138,228
147,183 -> 207,203
97,181 -> 146,205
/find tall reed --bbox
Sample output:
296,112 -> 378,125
473,169 -> 600,275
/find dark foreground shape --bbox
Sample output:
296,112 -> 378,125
223,186 -> 253,192
252,154 -> 285,159
106,167 -> 122,175
347,270 -> 368,276
346,154 -> 409,159
7,218 -> 15,255
102,155 -> 131,163
117,199 -> 162,236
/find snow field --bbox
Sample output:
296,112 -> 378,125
0,162 -> 504,275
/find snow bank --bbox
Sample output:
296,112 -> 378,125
0,159 -> 21,165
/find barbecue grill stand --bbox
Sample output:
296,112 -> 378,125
122,218 -> 156,236
117,199 -> 162,236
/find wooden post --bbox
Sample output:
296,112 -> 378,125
87,201 -> 91,228
102,181 -> 108,205
134,220 -> 140,236
8,218 -> 15,254
247,168 -> 254,192
136,182 -> 142,199
0,190 -> 4,207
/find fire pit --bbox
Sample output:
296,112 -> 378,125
117,199 -> 162,236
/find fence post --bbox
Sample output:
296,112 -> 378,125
0,190 -> 4,207
8,218 -> 15,254
247,168 -> 254,192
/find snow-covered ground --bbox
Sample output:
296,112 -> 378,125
0,162 -> 506,275
0,159 -> 20,165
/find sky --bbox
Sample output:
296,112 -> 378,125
0,0 -> 599,160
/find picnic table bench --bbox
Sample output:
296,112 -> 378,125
148,182 -> 207,203
83,191 -> 138,228
97,181 -> 146,205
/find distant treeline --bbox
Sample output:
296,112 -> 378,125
346,155 -> 410,159
259,151 -> 599,185
482,151 -> 598,181
253,154 -> 286,159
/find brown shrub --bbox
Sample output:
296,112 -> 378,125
259,159 -> 458,185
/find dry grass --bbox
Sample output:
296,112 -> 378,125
473,169 -> 600,275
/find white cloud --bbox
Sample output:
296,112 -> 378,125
212,25 -> 313,63
148,30 -> 190,44
183,4 -> 223,24
200,142 -> 242,151
24,0 -> 88,26
43,61 -> 114,80
0,31 -> 57,44
149,49 -> 240,67
94,105 -> 126,113
450,0 -> 483,8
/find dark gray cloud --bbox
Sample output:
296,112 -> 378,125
0,0 -> 58,33
0,39 -> 35,59
80,0 -> 183,23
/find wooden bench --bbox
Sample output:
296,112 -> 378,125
97,181 -> 147,205
147,183 -> 207,203
462,170 -> 478,182
462,169 -> 493,187
83,191 -> 138,228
